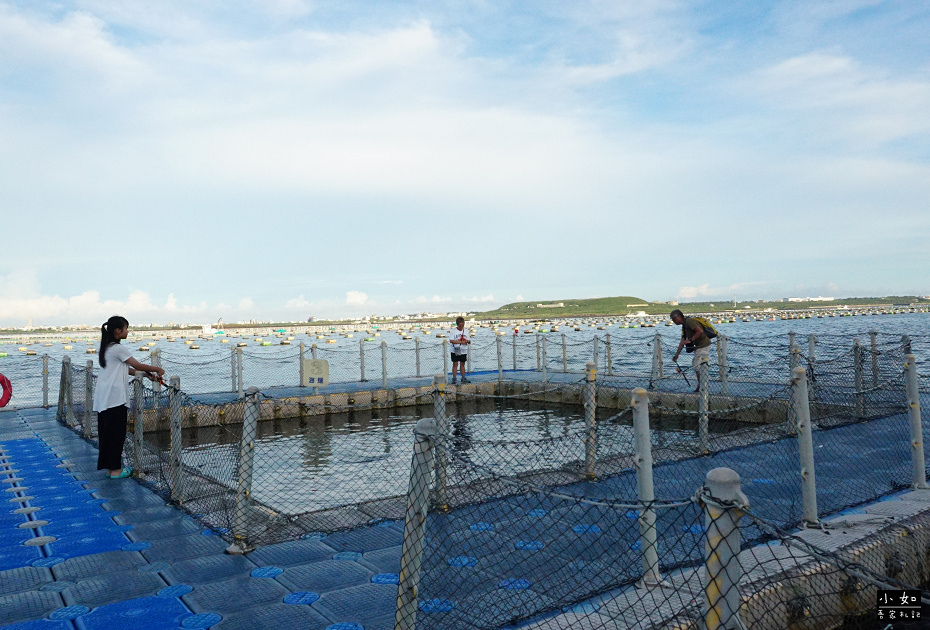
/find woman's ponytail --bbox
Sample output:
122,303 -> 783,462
98,315 -> 129,368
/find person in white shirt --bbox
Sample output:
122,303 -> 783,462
449,316 -> 471,384
93,315 -> 164,479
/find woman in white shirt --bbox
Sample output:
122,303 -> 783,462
93,315 -> 164,479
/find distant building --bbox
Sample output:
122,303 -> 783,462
536,303 -> 564,308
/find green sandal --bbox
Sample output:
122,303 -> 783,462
108,468 -> 133,479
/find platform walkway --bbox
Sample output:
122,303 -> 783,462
0,402 -> 926,629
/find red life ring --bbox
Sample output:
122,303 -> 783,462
0,373 -> 11,408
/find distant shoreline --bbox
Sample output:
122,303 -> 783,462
2,302 -> 926,341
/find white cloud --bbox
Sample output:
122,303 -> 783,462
285,295 -> 312,308
677,285 -> 711,300
414,295 -> 452,304
346,291 -> 368,306
237,298 -> 255,311
462,294 -> 495,302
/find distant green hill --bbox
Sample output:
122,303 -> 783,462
478,296 -> 664,319
477,295 -> 928,320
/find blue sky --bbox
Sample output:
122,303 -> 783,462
1,1 -> 928,325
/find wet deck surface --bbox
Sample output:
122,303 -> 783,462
0,402 -> 925,629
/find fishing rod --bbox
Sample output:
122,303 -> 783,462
673,359 -> 691,388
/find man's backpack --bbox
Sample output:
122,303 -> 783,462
691,316 -> 718,339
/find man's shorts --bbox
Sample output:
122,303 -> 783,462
692,345 -> 711,371
451,353 -> 467,363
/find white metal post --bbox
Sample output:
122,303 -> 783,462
541,336 -> 548,384
236,347 -> 243,398
311,344 -> 319,395
698,356 -> 709,454
57,355 -> 74,425
299,342 -> 305,387
792,366 -> 819,526
228,386 -> 260,554
415,337 -> 421,378
42,354 -> 49,408
535,335 -> 541,371
702,467 -> 748,630
512,336 -> 517,371
360,339 -> 367,382
84,359 -> 94,439
169,376 -> 183,503
132,373 -> 144,477
561,333 -> 567,373
606,334 -> 613,376
584,362 -> 597,479
592,337 -> 599,370
632,388 -> 662,586
443,339 -> 449,379
905,355 -> 928,489
854,338 -> 864,417
231,346 -> 237,393
808,334 -> 817,402
496,336 -> 503,382
718,335 -> 728,396
381,340 -> 388,390
869,331 -> 879,387
432,374 -> 448,509
395,417 -> 438,630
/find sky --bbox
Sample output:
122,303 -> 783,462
1,1 -> 928,326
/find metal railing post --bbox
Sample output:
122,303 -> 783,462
535,335 -> 541,371
443,339 -> 449,378
632,388 -> 662,586
415,337 -> 421,378
541,336 -> 548,385
381,341 -> 388,389
698,357 -> 709,453
168,376 -> 183,503
792,366 -> 819,525
236,347 -> 243,398
905,355 -> 928,489
132,373 -> 144,476
718,335 -> 728,396
869,331 -> 879,387
299,342 -> 305,387
561,333 -> 567,373
360,339 -> 367,382
701,467 -> 748,630
57,355 -> 73,425
853,338 -> 864,417
788,331 -> 796,354
42,354 -> 49,408
584,362 -> 597,479
432,374 -> 448,510
231,346 -> 237,393
496,336 -> 503,382
395,417 -> 438,630
227,386 -> 260,554
84,360 -> 94,439
606,334 -> 613,376
592,337 -> 599,370
650,332 -> 663,386
311,344 -> 319,395
512,335 -> 517,371
902,334 -> 912,355
808,334 -> 817,403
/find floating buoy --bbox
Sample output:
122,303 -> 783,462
63,345 -> 72,350
190,345 -> 200,349
25,351 -> 36,356
0,353 -> 7,358
17,347 -> 27,352
326,339 -> 337,344
261,341 -> 272,346
221,339 -> 229,343
86,348 -> 96,354
139,346 -> 150,351
280,340 -> 290,345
